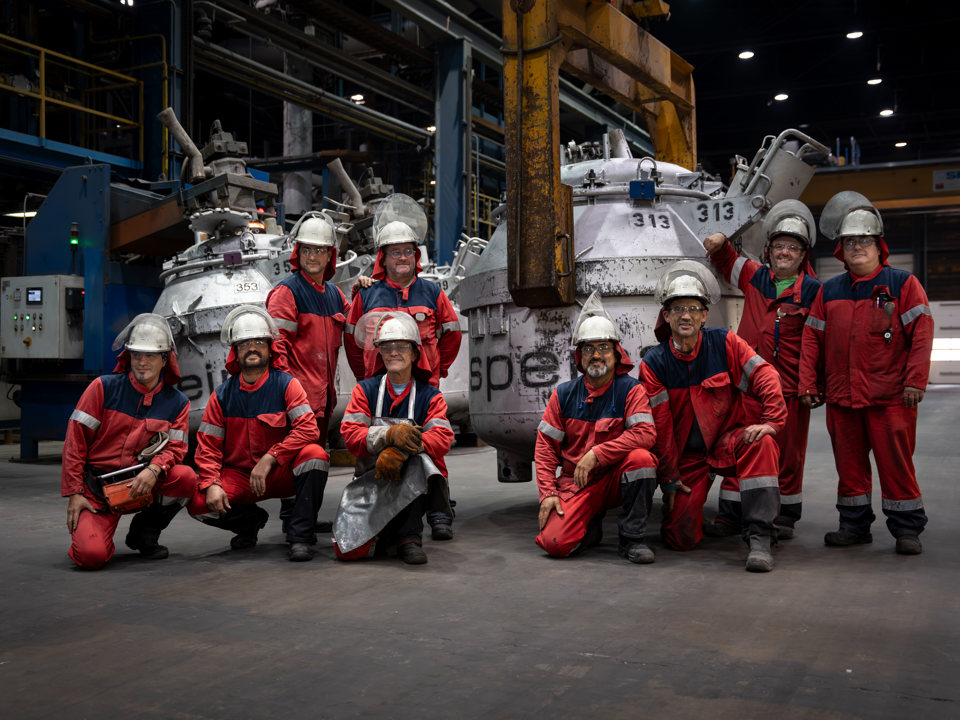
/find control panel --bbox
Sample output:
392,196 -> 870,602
1,275 -> 85,359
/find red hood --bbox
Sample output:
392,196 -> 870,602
833,235 -> 890,271
113,348 -> 181,385
371,247 -> 423,281
575,340 -> 634,375
289,242 -> 337,282
225,343 -> 284,375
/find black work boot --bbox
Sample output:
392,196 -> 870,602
618,540 -> 655,564
824,528 -> 873,546
126,500 -> 184,559
895,535 -> 923,555
397,542 -> 428,565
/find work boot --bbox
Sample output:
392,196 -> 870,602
397,542 -> 428,565
229,506 -> 269,550
745,535 -> 774,572
579,514 -> 604,552
774,523 -> 795,540
316,520 -> 333,534
618,541 -> 655,564
824,528 -> 873,546
125,534 -> 170,560
431,524 -> 454,541
703,519 -> 740,538
895,535 -> 923,555
288,542 -> 315,562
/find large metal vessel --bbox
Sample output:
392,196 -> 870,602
460,129 -> 828,482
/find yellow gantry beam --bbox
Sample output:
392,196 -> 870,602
502,0 -> 696,307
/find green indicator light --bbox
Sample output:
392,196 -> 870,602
25,314 -> 30,320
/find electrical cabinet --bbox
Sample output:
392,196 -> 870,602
1,275 -> 84,359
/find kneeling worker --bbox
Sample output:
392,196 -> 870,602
535,292 -> 660,564
335,313 -> 455,564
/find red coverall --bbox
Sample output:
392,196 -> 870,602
62,353 -> 196,570
266,244 -> 348,440
639,327 -> 786,550
343,249 -> 461,388
191,348 -> 329,545
710,240 -> 822,529
337,373 -> 455,559
799,239 -> 933,538
535,346 -> 658,557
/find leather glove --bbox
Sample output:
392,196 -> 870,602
375,447 -> 408,482
386,424 -> 423,454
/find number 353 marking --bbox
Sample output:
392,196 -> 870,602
235,282 -> 259,293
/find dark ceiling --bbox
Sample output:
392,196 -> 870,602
645,0 -> 960,174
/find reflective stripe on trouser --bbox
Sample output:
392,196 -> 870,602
536,448 -> 657,557
826,403 -> 927,537
661,429 -> 780,551
740,393 -> 811,524
68,464 -> 197,570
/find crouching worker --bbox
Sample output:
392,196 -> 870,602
535,293 -> 659,564
639,262 -> 786,572
190,305 -> 329,562
334,313 -> 454,565
62,314 -> 196,569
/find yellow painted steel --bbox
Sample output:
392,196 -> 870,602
503,0 -> 576,307
501,0 -> 697,307
801,163 -> 960,211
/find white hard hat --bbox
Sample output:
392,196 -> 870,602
113,313 -> 175,353
819,191 -> 884,240
838,208 -> 883,238
293,213 -> 336,248
572,291 -> 620,346
762,199 -> 815,248
655,260 -> 721,306
220,305 -> 277,345
376,220 -> 419,249
374,313 -> 421,346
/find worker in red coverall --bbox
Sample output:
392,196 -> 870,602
345,194 -> 461,541
267,212 -> 348,534
799,191 -> 933,555
189,305 -> 330,562
335,313 -> 454,564
702,200 -> 822,539
62,314 -> 196,570
639,261 -> 786,572
535,293 -> 660,564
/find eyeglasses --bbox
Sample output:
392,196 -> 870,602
842,237 -> 876,249
379,341 -> 414,354
237,339 -> 268,349
666,305 -> 705,316
770,242 -> 803,254
387,248 -> 417,259
580,343 -> 613,356
300,246 -> 331,256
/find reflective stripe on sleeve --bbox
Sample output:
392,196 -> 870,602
198,422 -> 225,439
805,316 -> 826,331
344,323 -> 356,334
287,403 -> 312,421
273,318 -> 298,333
900,304 -> 931,326
537,421 -> 565,442
168,429 -> 188,443
423,418 -> 454,432
737,354 -> 763,392
648,390 -> 669,408
730,256 -> 748,287
440,321 -> 461,336
342,412 -> 371,426
69,409 -> 101,431
625,412 -> 654,428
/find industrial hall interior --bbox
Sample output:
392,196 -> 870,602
2,0 -> 960,718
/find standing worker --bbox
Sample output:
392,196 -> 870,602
639,262 -> 786,572
799,191 -> 933,555
62,314 -> 196,569
702,200 -> 822,538
344,194 -> 461,540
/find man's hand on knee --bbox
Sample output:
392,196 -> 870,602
538,496 -> 563,530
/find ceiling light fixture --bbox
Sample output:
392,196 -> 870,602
774,93 -> 789,102
867,78 -> 882,86
350,93 -> 364,104
879,108 -> 894,117
738,50 -> 754,60
425,125 -> 437,133
846,31 -> 863,39
895,142 -> 907,148
3,211 -> 37,218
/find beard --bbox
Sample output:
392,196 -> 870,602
586,362 -> 609,379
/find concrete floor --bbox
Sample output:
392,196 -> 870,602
2,388 -> 959,720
